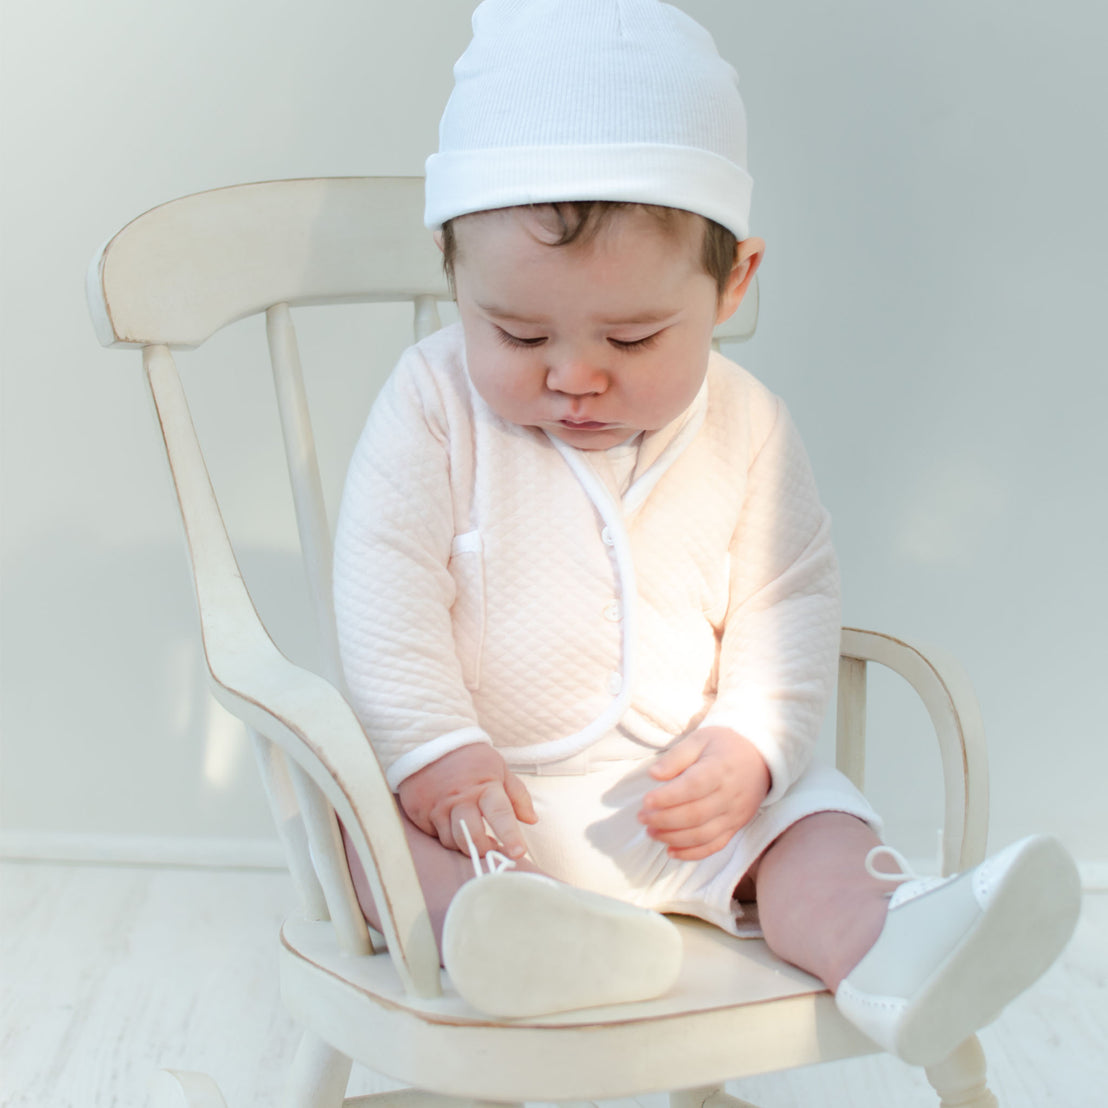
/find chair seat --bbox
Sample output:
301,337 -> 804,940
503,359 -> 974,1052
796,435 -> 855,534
280,914 -> 879,1101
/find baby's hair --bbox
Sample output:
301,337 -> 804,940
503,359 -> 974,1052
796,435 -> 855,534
441,201 -> 738,300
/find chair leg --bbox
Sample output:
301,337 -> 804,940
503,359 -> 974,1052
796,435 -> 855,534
283,1031 -> 353,1108
670,1087 -> 762,1108
924,1036 -> 1000,1108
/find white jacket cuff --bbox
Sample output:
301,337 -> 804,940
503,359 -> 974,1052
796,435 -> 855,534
384,728 -> 493,792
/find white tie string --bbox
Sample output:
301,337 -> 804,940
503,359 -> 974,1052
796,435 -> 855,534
458,818 -> 517,879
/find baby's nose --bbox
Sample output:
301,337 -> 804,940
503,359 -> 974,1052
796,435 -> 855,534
546,355 -> 608,396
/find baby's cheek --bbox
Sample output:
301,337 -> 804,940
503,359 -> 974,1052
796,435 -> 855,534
639,361 -> 707,427
469,358 -> 540,424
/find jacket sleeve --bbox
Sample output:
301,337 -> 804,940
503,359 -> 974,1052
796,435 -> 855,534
700,397 -> 841,803
332,349 -> 492,791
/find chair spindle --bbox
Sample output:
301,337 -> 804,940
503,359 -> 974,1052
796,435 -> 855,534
266,303 -> 344,688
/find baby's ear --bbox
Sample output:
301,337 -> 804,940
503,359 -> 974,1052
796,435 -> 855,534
432,230 -> 445,254
716,236 -> 765,325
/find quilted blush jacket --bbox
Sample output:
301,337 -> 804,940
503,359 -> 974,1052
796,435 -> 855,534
333,324 -> 841,800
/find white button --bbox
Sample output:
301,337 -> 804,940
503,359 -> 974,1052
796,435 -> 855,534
607,672 -> 623,695
601,526 -> 615,546
603,601 -> 622,622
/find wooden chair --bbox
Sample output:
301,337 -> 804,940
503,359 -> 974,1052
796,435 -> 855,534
87,177 -> 998,1108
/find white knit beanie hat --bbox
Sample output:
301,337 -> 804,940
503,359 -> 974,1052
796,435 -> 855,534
424,0 -> 753,240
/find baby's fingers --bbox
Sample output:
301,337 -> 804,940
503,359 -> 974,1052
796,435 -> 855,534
434,802 -> 484,855
641,791 -> 722,833
504,770 -> 539,825
648,812 -> 735,849
665,830 -> 738,861
478,786 -> 528,859
642,760 -> 716,813
648,734 -> 707,782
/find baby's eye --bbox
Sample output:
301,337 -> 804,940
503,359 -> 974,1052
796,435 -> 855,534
609,331 -> 662,351
496,328 -> 546,349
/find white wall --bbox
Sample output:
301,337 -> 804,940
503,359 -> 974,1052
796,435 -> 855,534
2,1 -> 1105,868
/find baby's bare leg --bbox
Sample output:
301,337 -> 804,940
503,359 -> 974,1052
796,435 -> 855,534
341,808 -> 545,953
759,814 -> 1081,1067
754,811 -> 893,990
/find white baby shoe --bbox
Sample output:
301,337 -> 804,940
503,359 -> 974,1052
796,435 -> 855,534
835,833 -> 1081,1066
441,822 -> 683,1018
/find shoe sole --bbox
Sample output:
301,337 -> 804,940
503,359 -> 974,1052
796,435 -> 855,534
442,871 -> 683,1018
896,834 -> 1081,1066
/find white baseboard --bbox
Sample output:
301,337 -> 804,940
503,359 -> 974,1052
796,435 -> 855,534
0,830 -> 286,870
2,830 -> 1105,890
1079,861 -> 1108,892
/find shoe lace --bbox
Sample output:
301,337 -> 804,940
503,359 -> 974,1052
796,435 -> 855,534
864,844 -> 919,885
865,844 -> 949,905
458,818 -> 517,880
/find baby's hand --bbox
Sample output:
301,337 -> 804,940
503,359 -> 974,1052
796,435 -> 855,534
640,727 -> 771,861
397,744 -> 537,860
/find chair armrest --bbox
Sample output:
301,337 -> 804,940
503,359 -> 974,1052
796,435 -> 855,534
839,628 -> 989,873
144,343 -> 440,998
207,633 -> 441,996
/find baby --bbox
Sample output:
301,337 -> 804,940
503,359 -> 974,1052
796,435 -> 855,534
334,0 -> 1080,1066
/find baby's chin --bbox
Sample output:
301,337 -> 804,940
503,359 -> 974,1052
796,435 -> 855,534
541,420 -> 642,450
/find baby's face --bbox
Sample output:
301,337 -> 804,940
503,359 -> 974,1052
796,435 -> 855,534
451,206 -> 736,450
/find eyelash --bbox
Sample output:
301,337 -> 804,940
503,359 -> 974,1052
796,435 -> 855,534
611,333 -> 660,351
495,329 -> 545,349
494,329 -> 661,351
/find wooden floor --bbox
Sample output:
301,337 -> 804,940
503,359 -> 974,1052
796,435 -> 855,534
2,860 -> 1104,1108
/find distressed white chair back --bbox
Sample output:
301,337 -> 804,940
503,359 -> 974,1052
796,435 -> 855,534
89,178 -> 448,678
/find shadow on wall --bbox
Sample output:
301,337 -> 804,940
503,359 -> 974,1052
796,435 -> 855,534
1,528 -> 324,838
